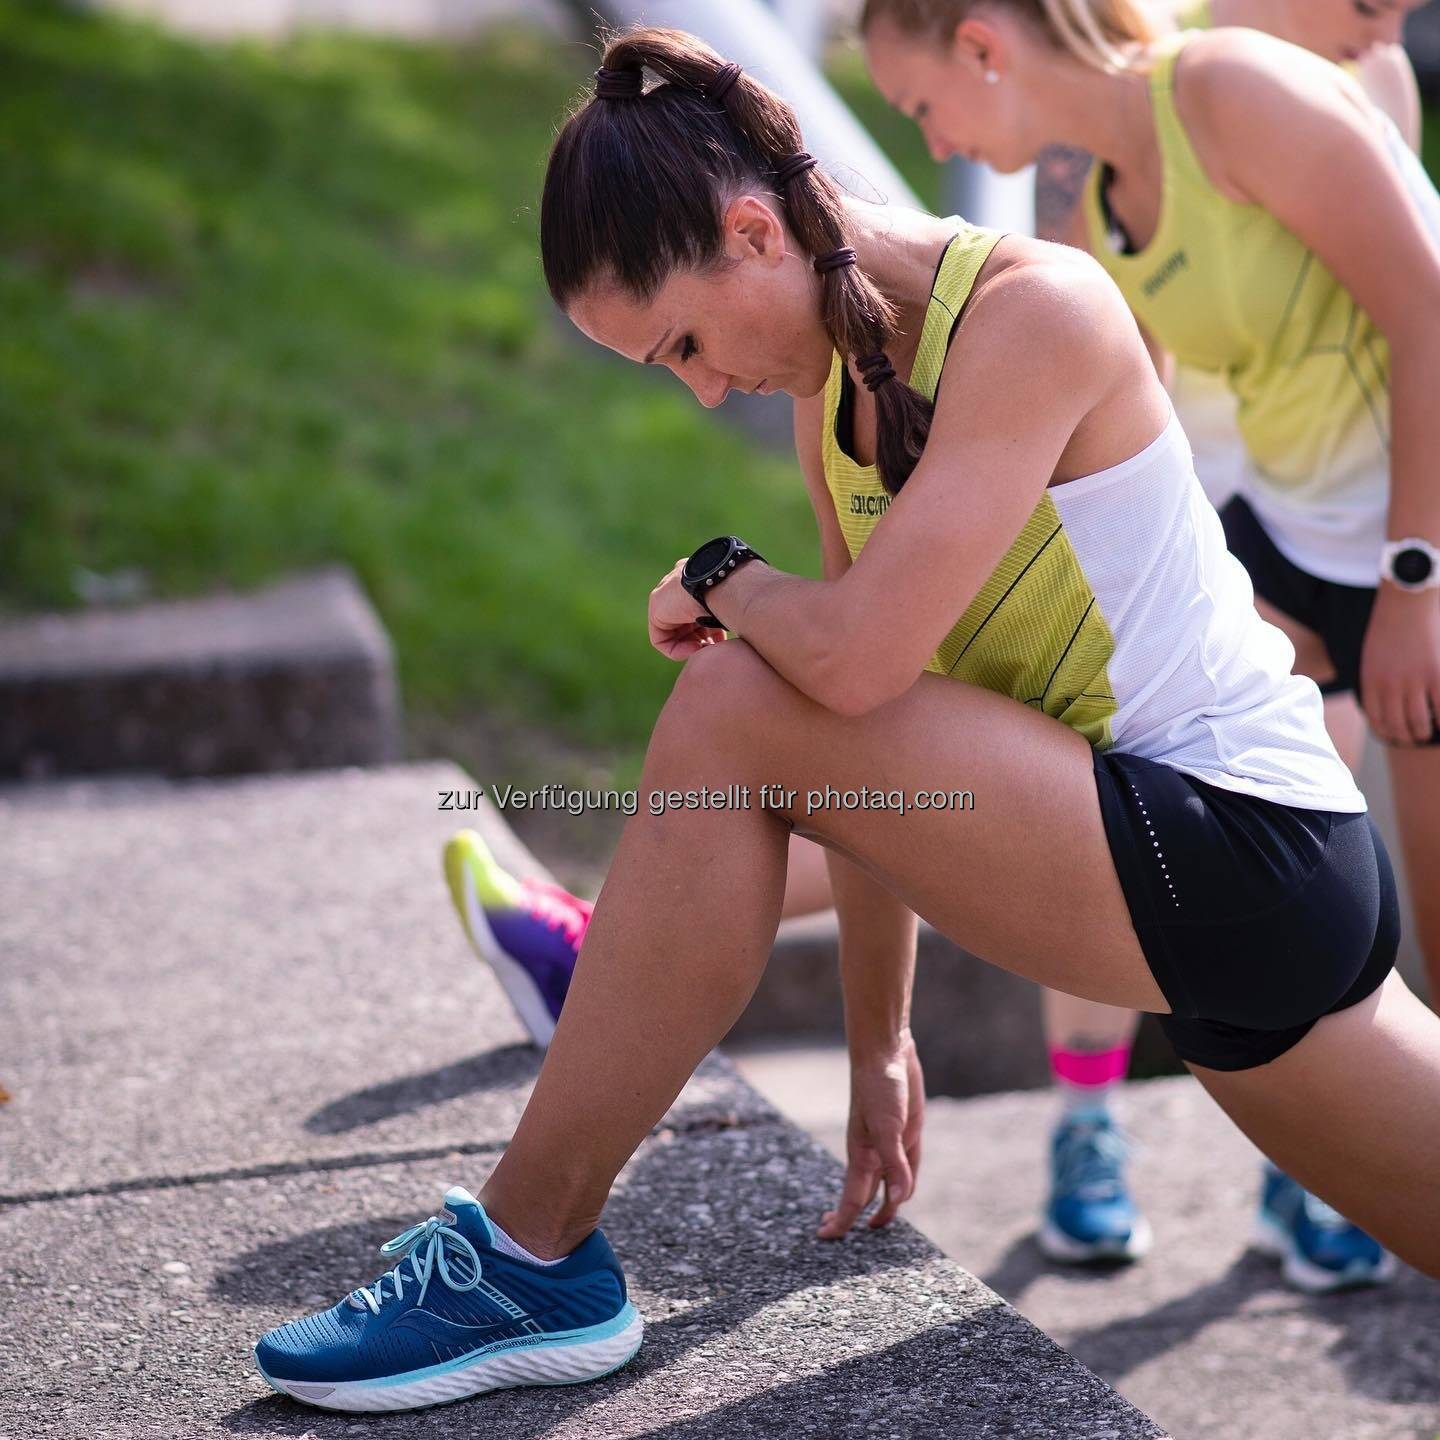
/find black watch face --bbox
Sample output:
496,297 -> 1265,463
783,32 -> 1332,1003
1394,548 -> 1434,586
686,537 -> 732,580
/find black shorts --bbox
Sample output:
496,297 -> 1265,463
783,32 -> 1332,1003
1221,492 -> 1440,743
1092,748 -> 1400,1071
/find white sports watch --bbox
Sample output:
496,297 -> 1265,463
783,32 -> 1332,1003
1380,537 -> 1440,592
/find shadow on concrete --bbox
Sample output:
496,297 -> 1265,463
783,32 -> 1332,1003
982,1233 -> 1440,1414
1065,1255 -> 1440,1410
302,1044 -> 538,1135
981,1231 -> 1139,1307
616,1319 -> 1090,1440
211,1214 -> 423,1309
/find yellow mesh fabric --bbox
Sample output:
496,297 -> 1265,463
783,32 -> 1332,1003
819,225 -> 1119,748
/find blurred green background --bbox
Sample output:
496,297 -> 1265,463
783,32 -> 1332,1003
0,1 -> 1433,808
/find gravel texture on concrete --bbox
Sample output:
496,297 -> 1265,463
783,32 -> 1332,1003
0,765 -> 1165,1438
734,1048 -> 1440,1440
0,1129 -> 1163,1440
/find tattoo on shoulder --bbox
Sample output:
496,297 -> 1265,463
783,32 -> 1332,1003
1034,144 -> 1095,244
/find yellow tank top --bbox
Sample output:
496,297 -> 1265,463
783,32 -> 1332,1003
821,224 -> 1120,748
817,221 -> 1365,809
1082,30 -> 1390,581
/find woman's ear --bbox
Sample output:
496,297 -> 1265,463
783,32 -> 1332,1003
721,194 -> 789,268
954,16 -> 1004,80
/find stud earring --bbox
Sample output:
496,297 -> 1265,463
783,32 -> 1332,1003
984,69 -> 1000,85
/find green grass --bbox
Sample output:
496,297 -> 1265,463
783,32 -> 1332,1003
3,0 -> 1434,780
0,2 -> 815,768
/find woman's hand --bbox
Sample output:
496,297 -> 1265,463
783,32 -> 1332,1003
649,556 -> 728,660
817,1029 -> 924,1239
1359,586 -> 1440,745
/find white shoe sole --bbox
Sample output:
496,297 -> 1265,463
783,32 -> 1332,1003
258,1304 -> 643,1413
1038,1213 -> 1152,1264
446,839 -> 558,1049
1250,1212 -> 1397,1294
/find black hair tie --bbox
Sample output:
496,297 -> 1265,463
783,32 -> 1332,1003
775,151 -> 818,187
813,246 -> 857,274
857,351 -> 897,392
595,65 -> 644,100
707,62 -> 743,104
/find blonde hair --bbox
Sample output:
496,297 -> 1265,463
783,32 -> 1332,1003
860,0 -> 1154,73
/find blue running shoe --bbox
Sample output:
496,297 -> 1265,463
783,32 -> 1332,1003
1253,1162 -> 1396,1293
1039,1110 -> 1152,1263
255,1185 -> 642,1413
444,829 -> 590,1048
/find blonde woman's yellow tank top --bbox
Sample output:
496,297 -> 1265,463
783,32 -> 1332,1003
1083,30 -> 1391,584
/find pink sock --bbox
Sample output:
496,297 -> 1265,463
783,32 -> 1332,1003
1050,1045 -> 1131,1110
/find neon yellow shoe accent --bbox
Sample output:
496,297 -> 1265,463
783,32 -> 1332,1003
444,829 -> 523,916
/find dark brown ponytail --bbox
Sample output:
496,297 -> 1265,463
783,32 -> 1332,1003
540,26 -> 933,495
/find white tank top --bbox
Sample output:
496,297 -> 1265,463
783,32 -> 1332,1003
1050,410 -> 1365,810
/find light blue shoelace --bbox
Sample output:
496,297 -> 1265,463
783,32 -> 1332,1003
1299,1190 -> 1350,1232
348,1216 -> 483,1315
1056,1121 -> 1130,1201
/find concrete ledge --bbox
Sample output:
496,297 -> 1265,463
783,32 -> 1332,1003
0,567 -> 401,778
0,762 -> 1166,1437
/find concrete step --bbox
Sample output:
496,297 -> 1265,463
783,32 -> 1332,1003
729,1043 -> 1440,1440
0,763 -> 1166,1438
0,567 -> 402,779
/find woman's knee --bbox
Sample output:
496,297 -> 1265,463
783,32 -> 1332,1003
663,640 -> 795,740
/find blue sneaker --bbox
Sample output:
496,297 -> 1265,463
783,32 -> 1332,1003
1038,1110 -> 1152,1263
1253,1162 -> 1396,1293
444,829 -> 590,1048
255,1185 -> 643,1413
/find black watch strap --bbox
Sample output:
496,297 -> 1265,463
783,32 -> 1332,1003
682,535 -> 766,626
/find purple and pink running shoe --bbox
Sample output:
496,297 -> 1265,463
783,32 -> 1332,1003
443,828 -> 591,1048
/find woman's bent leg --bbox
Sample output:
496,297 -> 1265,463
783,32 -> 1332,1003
1188,971 -> 1440,1278
482,641 -> 1165,1257
782,830 -> 837,919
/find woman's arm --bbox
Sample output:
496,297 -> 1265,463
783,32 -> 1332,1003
709,250 -> 1148,715
1182,31 -> 1440,742
791,391 -> 924,1235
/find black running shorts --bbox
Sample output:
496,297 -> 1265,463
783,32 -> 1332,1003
1092,747 -> 1400,1071
1220,493 -> 1440,743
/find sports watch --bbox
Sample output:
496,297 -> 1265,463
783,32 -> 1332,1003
682,535 -> 767,628
1380,537 -> 1440,592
